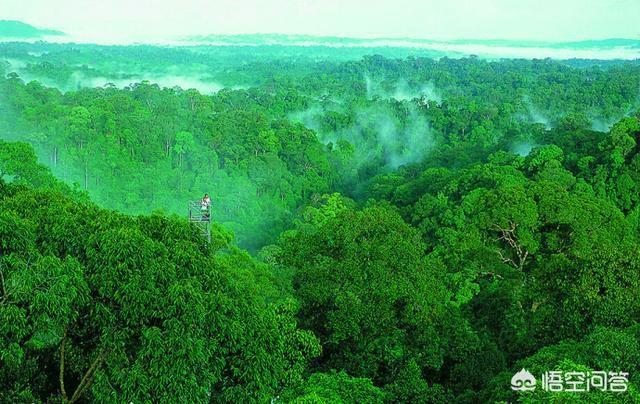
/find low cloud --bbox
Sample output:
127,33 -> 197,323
292,102 -> 434,170
2,58 -> 230,95
366,75 -> 442,104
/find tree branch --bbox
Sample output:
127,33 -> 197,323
59,330 -> 106,404
69,351 -> 105,403
60,329 -> 68,402
0,266 -> 6,304
493,221 -> 529,270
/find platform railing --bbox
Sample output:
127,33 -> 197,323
188,201 -> 211,242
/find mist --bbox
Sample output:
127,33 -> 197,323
365,75 -> 442,105
511,141 -> 537,156
1,58 -> 229,94
73,73 -> 226,94
590,116 -> 621,132
288,106 -> 326,133
517,96 -> 553,129
590,92 -> 640,132
8,35 -> 640,61
291,101 -> 434,171
365,104 -> 433,168
290,76 -> 439,171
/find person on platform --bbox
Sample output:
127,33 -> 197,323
201,193 -> 211,220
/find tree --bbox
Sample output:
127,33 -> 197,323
285,371 -> 385,403
279,203 -> 454,386
173,130 -> 195,168
0,177 -> 320,402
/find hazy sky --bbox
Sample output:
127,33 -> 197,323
4,0 -> 639,43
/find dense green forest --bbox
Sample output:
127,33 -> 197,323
2,40 -> 640,402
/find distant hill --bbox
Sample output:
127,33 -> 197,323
185,34 -> 640,52
560,38 -> 640,49
449,38 -> 640,48
0,20 -> 65,39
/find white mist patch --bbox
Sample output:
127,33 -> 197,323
423,43 -> 640,60
590,117 -> 620,132
288,106 -> 325,132
392,80 -> 442,104
517,96 -> 552,129
373,106 -> 433,168
2,58 -> 28,70
338,105 -> 433,169
1,58 -> 65,90
6,34 -> 639,60
527,108 -> 552,129
590,98 -> 640,132
290,101 -> 434,169
184,36 -> 640,61
366,75 -> 442,104
1,59 -> 229,95
75,73 -> 226,94
512,142 -> 537,156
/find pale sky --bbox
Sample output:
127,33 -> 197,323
3,0 -> 639,43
